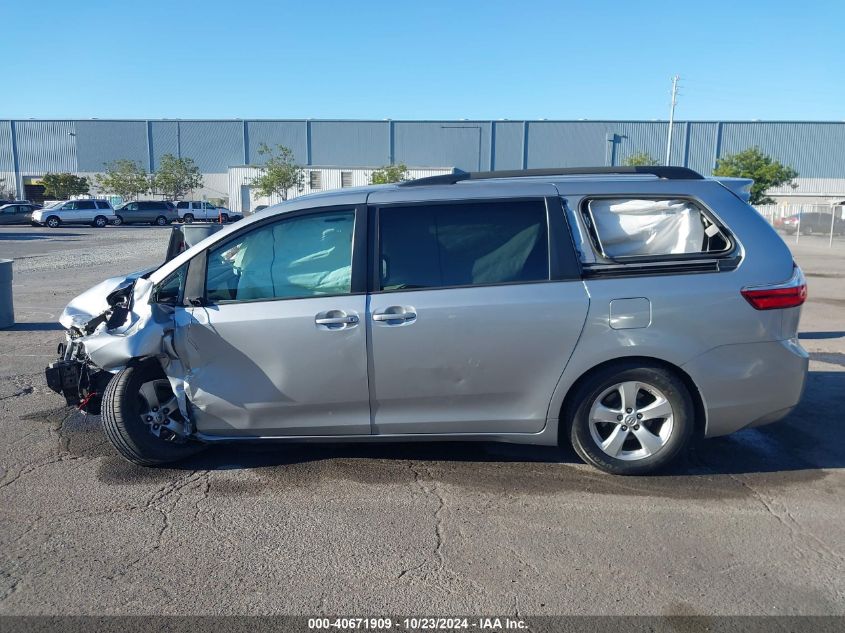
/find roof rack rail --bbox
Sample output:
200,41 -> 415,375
399,166 -> 704,187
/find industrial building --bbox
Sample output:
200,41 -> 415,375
2,119 -> 844,211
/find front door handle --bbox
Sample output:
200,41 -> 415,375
315,315 -> 359,325
372,306 -> 417,323
315,310 -> 359,329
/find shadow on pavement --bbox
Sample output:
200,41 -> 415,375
0,231 -> 85,241
800,331 -> 845,340
5,321 -> 63,331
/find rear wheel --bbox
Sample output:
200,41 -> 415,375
565,363 -> 694,475
220,213 -> 229,223
93,215 -> 108,228
155,215 -> 168,226
183,213 -> 194,224
101,360 -> 204,466
46,216 -> 61,228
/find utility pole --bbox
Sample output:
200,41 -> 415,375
665,75 -> 680,166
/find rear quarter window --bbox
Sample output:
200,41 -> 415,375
580,197 -> 731,261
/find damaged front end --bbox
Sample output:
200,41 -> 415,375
45,273 -> 189,440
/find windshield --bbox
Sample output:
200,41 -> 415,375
44,201 -> 65,209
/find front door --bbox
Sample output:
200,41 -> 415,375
173,206 -> 371,436
367,197 -> 590,435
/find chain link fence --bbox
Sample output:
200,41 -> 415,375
755,203 -> 845,246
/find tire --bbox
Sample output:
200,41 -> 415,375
101,360 -> 205,466
183,214 -> 194,224
565,363 -> 694,475
112,215 -> 124,226
93,215 -> 108,228
46,216 -> 61,228
220,214 -> 229,223
155,215 -> 168,226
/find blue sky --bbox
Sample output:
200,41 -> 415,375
4,0 -> 842,121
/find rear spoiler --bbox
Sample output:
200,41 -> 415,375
711,177 -> 753,203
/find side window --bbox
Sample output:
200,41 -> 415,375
77,200 -> 96,210
1,206 -> 14,214
177,201 -> 189,209
378,200 -> 549,291
63,201 -> 77,210
205,210 -> 356,303
582,197 -> 730,260
127,203 -> 138,211
96,201 -> 111,209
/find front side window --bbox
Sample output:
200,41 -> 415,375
583,198 -> 730,260
205,210 -> 355,303
378,200 -> 549,291
154,263 -> 188,304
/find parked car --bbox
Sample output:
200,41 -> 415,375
31,199 -> 116,228
780,212 -> 845,235
113,200 -> 178,226
175,200 -> 226,223
0,202 -> 39,225
45,166 -> 808,475
215,207 -> 243,222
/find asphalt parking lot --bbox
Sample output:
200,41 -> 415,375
0,225 -> 843,616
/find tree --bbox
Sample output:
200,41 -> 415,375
713,146 -> 798,205
370,163 -> 409,184
624,152 -> 660,167
248,144 -> 304,201
41,173 -> 90,199
152,154 -> 203,200
95,159 -> 149,201
0,176 -> 15,200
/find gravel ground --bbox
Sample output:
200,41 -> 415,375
0,226 -> 843,617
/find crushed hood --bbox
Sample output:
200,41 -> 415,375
59,267 -> 156,330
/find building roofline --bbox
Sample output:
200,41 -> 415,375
3,118 -> 845,125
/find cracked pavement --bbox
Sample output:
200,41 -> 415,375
0,226 -> 843,615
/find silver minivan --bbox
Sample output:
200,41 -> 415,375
45,167 -> 808,474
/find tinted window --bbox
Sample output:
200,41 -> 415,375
96,201 -> 111,209
206,210 -> 356,303
76,200 -> 96,210
177,201 -> 189,209
378,201 -> 549,291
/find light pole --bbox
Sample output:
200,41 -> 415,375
665,75 -> 680,166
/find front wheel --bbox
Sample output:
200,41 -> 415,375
220,213 -> 229,223
101,360 -> 205,466
565,364 -> 694,475
112,215 -> 124,226
46,216 -> 61,228
182,214 -> 194,224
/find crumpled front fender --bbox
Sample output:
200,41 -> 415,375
78,279 -> 174,373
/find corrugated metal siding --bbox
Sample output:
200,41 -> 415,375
15,120 -> 76,173
75,120 -> 148,171
492,122 -> 523,170
246,121 -> 307,165
527,121 -> 607,167
394,122 -> 491,171
178,121 -> 243,173
149,121 -> 179,170
310,121 -> 389,166
767,177 -> 845,196
686,122 -> 719,174
718,122 -> 845,178
0,123 -> 14,174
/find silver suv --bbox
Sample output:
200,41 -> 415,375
31,199 -> 116,228
45,167 -> 808,475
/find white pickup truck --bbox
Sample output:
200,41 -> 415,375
175,201 -> 228,223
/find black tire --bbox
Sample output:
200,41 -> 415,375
565,363 -> 695,475
183,213 -> 194,224
155,215 -> 168,226
220,213 -> 229,223
93,215 -> 108,228
101,360 -> 204,466
112,215 -> 124,226
46,216 -> 61,228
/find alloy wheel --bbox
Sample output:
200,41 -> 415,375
588,381 -> 674,461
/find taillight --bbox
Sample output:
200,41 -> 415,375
741,266 -> 807,310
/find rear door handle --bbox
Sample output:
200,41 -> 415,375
372,306 -> 417,322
